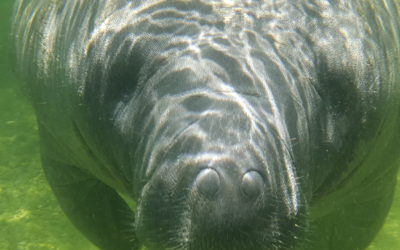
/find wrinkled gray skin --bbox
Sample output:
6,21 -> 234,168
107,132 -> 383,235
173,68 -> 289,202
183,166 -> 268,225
12,1 -> 400,250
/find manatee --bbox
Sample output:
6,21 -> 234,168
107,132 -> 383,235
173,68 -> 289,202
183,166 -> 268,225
12,0 -> 400,249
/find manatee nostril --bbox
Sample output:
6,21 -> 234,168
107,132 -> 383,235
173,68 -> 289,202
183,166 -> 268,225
241,171 -> 264,199
195,168 -> 220,198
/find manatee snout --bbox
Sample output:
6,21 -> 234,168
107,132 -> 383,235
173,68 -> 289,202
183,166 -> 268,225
190,167 -> 270,234
192,165 -> 268,220
136,148 -> 300,250
195,168 -> 265,201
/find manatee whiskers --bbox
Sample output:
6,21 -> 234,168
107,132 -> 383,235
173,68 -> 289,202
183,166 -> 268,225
117,207 -> 138,244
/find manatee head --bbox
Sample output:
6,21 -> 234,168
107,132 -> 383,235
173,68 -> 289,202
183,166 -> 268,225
127,59 -> 307,250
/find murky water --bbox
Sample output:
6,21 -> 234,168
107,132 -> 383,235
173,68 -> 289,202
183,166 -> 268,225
0,1 -> 399,249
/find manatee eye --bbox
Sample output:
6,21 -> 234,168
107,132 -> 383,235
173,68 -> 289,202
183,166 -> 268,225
195,168 -> 220,198
241,171 -> 263,199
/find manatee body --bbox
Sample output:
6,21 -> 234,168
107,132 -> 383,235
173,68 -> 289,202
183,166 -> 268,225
12,1 -> 400,250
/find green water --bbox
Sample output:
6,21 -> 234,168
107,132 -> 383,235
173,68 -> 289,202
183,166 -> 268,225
0,1 -> 399,249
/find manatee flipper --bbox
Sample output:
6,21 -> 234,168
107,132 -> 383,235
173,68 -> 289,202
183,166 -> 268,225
39,128 -> 138,250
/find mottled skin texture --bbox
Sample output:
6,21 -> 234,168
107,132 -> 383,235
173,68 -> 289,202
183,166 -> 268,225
12,1 -> 400,250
